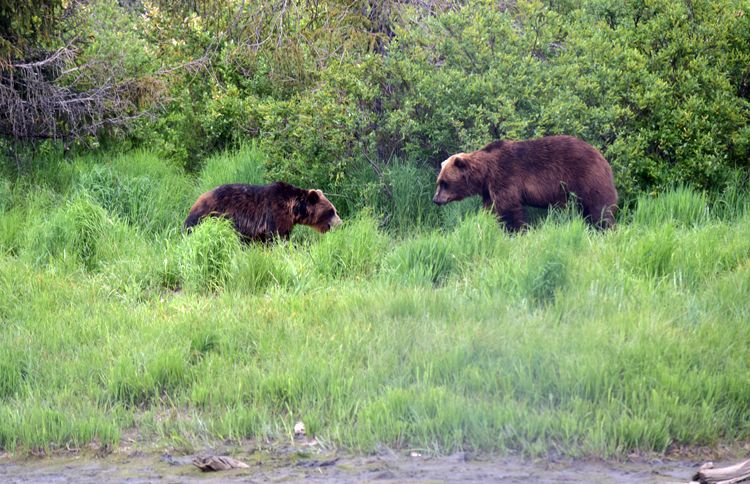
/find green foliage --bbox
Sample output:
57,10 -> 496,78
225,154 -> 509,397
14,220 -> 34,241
447,210 -> 508,264
3,1 -> 750,457
6,0 -> 750,203
0,178 -> 23,255
0,347 -> 27,400
3,154 -> 750,457
0,177 -> 10,212
74,0 -> 158,77
258,57 -> 383,214
0,0 -> 65,57
377,0 -> 750,198
377,162 -> 442,234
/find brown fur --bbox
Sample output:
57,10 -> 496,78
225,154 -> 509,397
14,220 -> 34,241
433,136 -> 618,230
184,182 -> 341,242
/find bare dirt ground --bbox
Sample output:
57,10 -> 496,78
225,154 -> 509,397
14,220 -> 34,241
0,446 -> 712,483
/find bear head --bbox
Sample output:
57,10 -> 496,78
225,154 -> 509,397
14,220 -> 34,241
433,152 -> 480,205
293,189 -> 342,233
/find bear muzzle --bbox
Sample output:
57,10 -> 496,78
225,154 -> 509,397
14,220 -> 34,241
433,190 -> 449,205
315,214 -> 342,233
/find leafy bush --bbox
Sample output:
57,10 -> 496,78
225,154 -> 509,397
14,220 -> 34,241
378,0 -> 750,199
258,57 -> 383,215
8,0 -> 750,218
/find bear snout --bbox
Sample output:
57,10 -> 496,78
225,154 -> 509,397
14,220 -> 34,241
433,191 -> 448,205
315,214 -> 342,233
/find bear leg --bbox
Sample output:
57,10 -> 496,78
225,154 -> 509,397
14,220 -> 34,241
498,205 -> 527,232
583,202 -> 616,229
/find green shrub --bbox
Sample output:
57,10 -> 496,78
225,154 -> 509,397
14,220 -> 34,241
378,0 -> 750,200
259,57 -> 383,216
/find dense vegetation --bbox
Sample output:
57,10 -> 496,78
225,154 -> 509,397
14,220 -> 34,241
1,0 -> 749,459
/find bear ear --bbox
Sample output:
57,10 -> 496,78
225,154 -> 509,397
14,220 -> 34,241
453,157 -> 466,170
307,190 -> 320,204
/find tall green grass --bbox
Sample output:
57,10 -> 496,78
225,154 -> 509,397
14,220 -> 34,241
74,151 -> 194,234
1,151 -> 750,459
177,217 -> 242,292
632,186 -> 711,227
377,162 -> 484,234
196,142 -> 266,193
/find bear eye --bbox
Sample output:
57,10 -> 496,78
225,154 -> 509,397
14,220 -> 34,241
325,208 -> 335,218
440,180 -> 448,189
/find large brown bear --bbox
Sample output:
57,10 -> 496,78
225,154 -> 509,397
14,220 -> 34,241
433,136 -> 618,230
184,182 -> 342,242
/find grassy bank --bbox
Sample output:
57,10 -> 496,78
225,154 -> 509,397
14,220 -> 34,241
0,149 -> 749,458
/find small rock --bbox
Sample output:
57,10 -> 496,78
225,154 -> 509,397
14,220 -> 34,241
294,421 -> 306,437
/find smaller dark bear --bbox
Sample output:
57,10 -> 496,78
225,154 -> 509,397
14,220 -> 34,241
433,136 -> 618,230
184,182 -> 341,242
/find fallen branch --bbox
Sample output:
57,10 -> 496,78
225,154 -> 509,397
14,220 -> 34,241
691,459 -> 750,484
